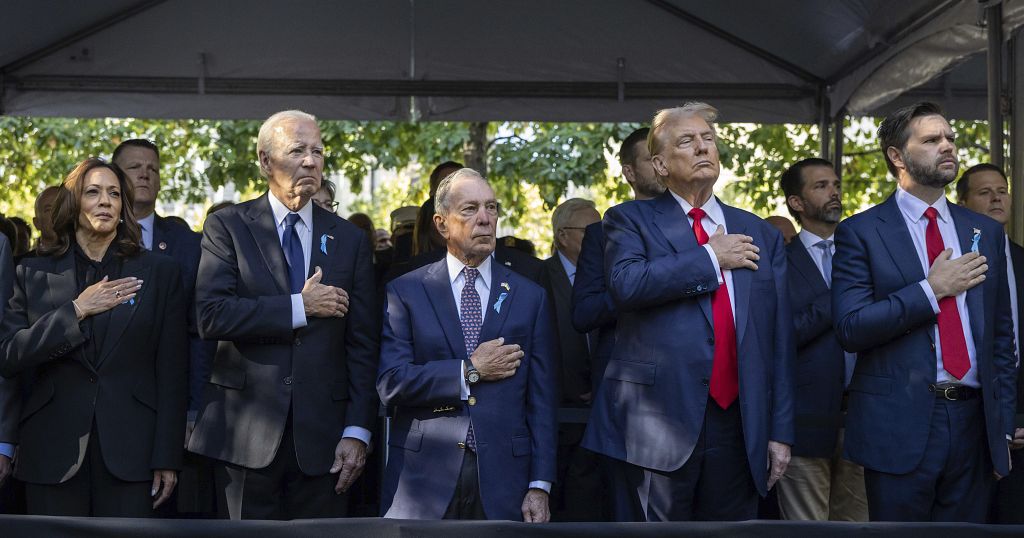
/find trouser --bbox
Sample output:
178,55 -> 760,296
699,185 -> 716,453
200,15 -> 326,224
776,428 -> 867,521
443,449 -> 487,520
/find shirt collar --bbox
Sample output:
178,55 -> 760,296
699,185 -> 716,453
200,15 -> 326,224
446,251 -> 492,289
267,192 -> 313,231
798,228 -> 834,250
896,185 -> 951,224
557,250 -> 576,278
137,212 -> 155,232
669,190 -> 725,226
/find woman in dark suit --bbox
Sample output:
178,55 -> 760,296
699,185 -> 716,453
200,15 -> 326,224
0,158 -> 187,517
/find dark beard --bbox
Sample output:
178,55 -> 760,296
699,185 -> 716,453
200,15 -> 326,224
805,201 -> 841,224
903,152 -> 958,189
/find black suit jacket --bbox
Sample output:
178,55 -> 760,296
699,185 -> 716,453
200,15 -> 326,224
0,236 -> 18,448
0,249 -> 187,484
571,221 -> 616,395
786,238 -> 846,458
188,194 -> 379,474
150,215 -> 213,413
1009,240 -> 1024,417
541,255 -> 591,405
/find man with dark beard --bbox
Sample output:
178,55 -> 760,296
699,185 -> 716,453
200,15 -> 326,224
776,158 -> 866,521
831,102 -> 1016,521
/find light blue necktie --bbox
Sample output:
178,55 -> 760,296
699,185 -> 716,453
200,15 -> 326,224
816,239 -> 833,288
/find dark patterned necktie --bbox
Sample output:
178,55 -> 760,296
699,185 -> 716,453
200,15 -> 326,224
461,266 -> 482,450
282,213 -> 304,294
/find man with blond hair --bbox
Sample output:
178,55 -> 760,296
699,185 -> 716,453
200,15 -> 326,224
583,102 -> 795,521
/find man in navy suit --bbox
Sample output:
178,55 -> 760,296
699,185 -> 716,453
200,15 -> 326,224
582,102 -> 795,521
832,102 -> 1017,522
378,168 -> 557,521
956,163 -> 1024,523
775,158 -> 867,521
189,111 -> 379,519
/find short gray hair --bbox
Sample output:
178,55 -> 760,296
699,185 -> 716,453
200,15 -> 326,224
648,102 -> 719,156
435,168 -> 486,216
257,110 -> 318,178
551,198 -> 596,236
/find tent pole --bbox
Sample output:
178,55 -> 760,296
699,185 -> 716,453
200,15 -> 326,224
987,0 -> 1005,170
832,111 -> 844,179
818,86 -> 830,159
1012,28 -> 1024,242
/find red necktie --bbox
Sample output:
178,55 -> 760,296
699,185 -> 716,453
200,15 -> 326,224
923,207 -> 970,380
689,207 -> 738,408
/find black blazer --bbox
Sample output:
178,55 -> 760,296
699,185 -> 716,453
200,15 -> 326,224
786,237 -> 846,458
0,235 -> 18,448
188,195 -> 379,474
0,248 -> 187,484
1009,240 -> 1024,416
541,254 -> 591,405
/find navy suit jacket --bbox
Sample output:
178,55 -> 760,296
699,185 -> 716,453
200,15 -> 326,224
571,221 -> 617,395
786,238 -> 846,458
1009,241 -> 1024,418
582,191 -> 795,495
378,257 -> 558,520
188,194 -> 379,474
149,215 -> 213,413
832,195 -> 1016,476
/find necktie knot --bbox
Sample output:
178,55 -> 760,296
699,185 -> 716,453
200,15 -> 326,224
923,207 -> 939,223
815,239 -> 833,251
285,213 -> 302,228
688,207 -> 707,222
688,207 -> 709,245
464,266 -> 479,285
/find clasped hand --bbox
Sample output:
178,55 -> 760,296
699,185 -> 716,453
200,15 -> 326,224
927,250 -> 986,300
302,267 -> 349,318
707,226 -> 759,271
74,276 -> 142,319
469,337 -> 524,381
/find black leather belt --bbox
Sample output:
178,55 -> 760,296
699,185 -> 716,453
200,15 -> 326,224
928,383 -> 980,401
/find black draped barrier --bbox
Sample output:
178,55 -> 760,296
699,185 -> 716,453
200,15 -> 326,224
2,517 -> 1024,537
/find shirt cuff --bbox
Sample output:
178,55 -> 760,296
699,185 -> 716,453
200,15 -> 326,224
342,426 -> 372,445
918,280 -> 940,314
460,360 -> 471,400
0,443 -> 14,459
290,293 -> 308,329
702,244 -> 723,284
528,480 -> 552,494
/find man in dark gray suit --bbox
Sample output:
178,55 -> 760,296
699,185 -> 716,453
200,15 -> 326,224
188,110 -> 379,520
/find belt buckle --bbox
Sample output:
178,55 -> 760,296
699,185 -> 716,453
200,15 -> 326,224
942,386 -> 960,401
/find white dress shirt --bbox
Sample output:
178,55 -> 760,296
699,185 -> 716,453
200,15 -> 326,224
137,212 -> 155,251
446,252 -> 550,493
268,194 -> 370,445
557,251 -> 576,286
668,191 -> 736,318
894,187 -> 979,387
798,229 -> 858,386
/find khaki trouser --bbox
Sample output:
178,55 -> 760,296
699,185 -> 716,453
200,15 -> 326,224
776,429 -> 868,521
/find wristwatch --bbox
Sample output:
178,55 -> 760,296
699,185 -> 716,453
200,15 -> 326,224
466,363 -> 481,385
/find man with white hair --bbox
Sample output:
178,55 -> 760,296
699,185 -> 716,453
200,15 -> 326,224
582,102 -> 795,521
189,110 -> 379,519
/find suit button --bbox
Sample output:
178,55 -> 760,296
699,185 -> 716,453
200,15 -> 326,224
701,378 -> 709,386
468,396 -> 477,406
294,337 -> 301,347
458,442 -> 466,449
283,376 -> 293,385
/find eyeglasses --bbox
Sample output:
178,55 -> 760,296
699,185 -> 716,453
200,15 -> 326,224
561,226 -> 588,232
314,200 -> 339,212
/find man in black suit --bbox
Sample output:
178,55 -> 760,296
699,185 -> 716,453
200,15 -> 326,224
542,198 -> 602,520
188,110 -> 379,519
571,127 -> 662,521
956,163 -> 1024,523
775,158 -> 867,521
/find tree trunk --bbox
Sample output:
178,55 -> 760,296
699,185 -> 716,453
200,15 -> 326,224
463,122 -> 489,177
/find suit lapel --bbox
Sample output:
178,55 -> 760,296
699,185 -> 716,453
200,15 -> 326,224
309,207 -> 337,278
545,256 -> 572,306
949,205 -> 985,352
46,252 -> 98,375
876,195 -> 927,285
96,256 -> 150,369
479,261 -> 514,343
151,215 -> 168,254
244,194 -> 290,294
787,239 -> 829,293
653,192 -> 713,328
423,260 -> 470,360
721,204 -> 751,347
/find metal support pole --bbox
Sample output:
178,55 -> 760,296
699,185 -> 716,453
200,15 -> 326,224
986,0 -> 1005,169
1011,28 -> 1024,242
832,112 -> 845,179
818,87 -> 831,160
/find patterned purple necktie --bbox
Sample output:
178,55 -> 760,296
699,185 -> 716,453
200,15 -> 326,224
461,266 -> 482,450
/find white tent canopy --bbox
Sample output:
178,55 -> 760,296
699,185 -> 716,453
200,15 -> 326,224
1,0 -> 1020,124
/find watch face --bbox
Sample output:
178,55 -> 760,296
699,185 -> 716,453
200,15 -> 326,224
468,371 -> 480,384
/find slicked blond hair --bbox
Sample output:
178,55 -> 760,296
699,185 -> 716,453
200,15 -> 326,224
648,102 -> 719,156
